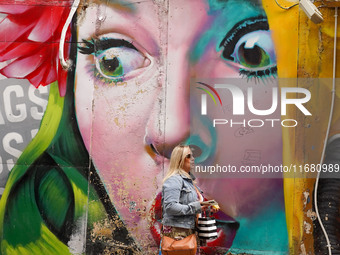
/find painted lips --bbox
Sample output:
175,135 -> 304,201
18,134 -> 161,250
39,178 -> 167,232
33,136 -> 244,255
149,192 -> 239,255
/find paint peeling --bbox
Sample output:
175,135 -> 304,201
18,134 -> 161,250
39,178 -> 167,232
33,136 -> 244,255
300,242 -> 307,255
303,190 -> 310,208
114,117 -> 120,127
89,218 -> 141,254
129,201 -> 137,212
137,89 -> 148,94
68,216 -> 87,255
306,209 -> 317,221
303,221 -> 312,234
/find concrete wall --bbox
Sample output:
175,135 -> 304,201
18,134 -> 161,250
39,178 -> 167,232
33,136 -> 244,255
0,0 -> 339,254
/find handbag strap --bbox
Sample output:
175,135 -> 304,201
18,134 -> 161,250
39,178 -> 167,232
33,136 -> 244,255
169,239 -> 176,248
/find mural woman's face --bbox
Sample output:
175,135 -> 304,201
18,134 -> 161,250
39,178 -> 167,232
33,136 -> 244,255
75,0 -> 282,251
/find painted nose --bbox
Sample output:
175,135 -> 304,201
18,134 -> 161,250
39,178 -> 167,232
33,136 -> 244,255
145,46 -> 190,158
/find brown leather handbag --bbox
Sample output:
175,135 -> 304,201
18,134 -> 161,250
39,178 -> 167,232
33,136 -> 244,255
161,234 -> 197,255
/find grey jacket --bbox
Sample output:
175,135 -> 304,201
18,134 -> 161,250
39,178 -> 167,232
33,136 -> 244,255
162,172 -> 202,229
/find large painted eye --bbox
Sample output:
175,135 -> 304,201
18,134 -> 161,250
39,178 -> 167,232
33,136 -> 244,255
78,36 -> 151,82
220,17 -> 277,79
95,47 -> 147,79
231,31 -> 275,70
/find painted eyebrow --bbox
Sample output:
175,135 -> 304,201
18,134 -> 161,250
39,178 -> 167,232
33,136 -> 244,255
94,38 -> 137,51
78,38 -> 137,55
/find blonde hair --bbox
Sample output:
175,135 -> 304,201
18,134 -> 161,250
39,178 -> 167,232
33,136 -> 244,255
163,144 -> 191,182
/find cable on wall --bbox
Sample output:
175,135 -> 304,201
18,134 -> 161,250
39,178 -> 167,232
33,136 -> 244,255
274,0 -> 299,10
59,0 -> 80,69
314,6 -> 338,255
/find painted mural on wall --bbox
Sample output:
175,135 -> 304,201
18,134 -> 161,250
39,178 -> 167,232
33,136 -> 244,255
0,78 -> 48,191
0,0 -> 339,254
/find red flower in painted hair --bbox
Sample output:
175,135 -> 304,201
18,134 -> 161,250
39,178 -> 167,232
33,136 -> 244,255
0,0 -> 74,96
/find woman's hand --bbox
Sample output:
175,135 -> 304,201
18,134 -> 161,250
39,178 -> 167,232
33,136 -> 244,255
200,204 -> 210,211
211,206 -> 219,214
200,203 -> 220,214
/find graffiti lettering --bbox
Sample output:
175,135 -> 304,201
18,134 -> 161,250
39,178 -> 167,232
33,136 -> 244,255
2,132 -> 23,172
3,85 -> 27,123
0,85 -> 48,124
0,81 -> 49,175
